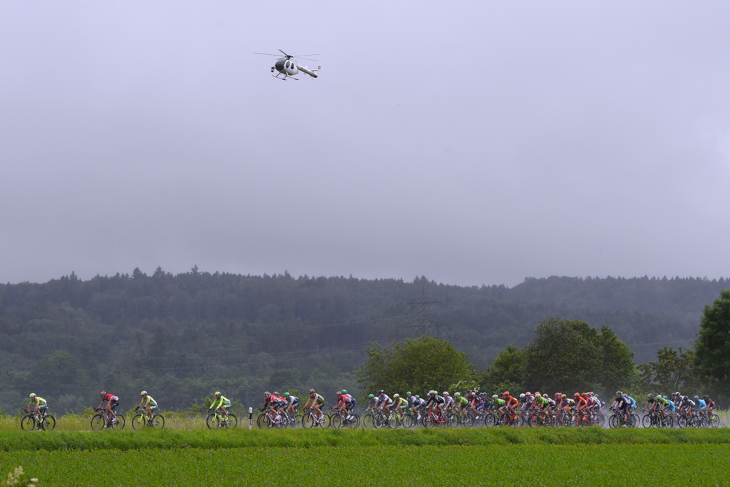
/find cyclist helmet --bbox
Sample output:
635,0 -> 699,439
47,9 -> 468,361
656,395 -> 661,399
555,393 -> 561,397
525,391 -> 531,395
504,391 -> 510,396
29,393 -> 36,398
443,392 -> 449,396
455,392 -> 461,397
648,393 -> 653,398
615,391 -> 622,396
428,390 -> 436,396
694,395 -> 699,399
492,395 -> 498,399
535,392 -> 541,397
581,392 -> 587,397
264,391 -> 271,397
309,389 -> 315,394
393,393 -> 400,398
215,391 -> 221,396
379,390 -> 385,395
341,390 -> 347,394
574,392 -> 580,397
284,392 -> 290,397
336,391 -> 342,396
140,391 -> 147,396
406,391 -> 412,396
519,393 -> 525,399
674,391 -> 680,396
467,390 -> 473,394
273,391 -> 279,396
415,395 -> 420,399
368,394 -> 374,399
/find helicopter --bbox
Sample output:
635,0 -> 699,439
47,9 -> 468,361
253,49 -> 320,80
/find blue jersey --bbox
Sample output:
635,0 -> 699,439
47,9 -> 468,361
666,401 -> 676,411
623,395 -> 636,408
698,399 -> 707,410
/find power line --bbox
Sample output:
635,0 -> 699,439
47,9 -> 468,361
399,284 -> 451,335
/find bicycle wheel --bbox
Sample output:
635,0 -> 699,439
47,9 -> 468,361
151,414 -> 165,429
90,413 -> 106,432
41,415 -> 56,431
484,413 -> 496,427
608,414 -> 618,429
302,413 -> 314,428
710,413 -> 721,428
256,413 -> 266,429
111,414 -> 125,430
132,414 -> 146,430
224,413 -> 237,428
642,414 -> 653,428
206,413 -> 220,429
362,413 -> 374,429
330,413 -> 343,428
20,416 -> 35,431
403,414 -> 416,429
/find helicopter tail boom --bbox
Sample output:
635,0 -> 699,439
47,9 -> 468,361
297,65 -> 319,78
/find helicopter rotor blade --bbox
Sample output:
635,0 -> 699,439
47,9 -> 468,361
292,54 -> 319,58
278,49 -> 292,58
253,52 -> 282,57
295,58 -> 319,62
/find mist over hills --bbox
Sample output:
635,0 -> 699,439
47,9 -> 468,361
0,269 -> 724,412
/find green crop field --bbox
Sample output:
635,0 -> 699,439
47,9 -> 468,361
1,429 -> 730,485
1,444 -> 729,485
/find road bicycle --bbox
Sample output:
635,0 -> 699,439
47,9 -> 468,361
423,407 -> 450,428
642,408 -> 673,428
91,407 -> 125,431
206,407 -> 237,429
329,408 -> 360,428
131,407 -> 165,430
373,408 -> 398,428
608,407 -> 637,428
301,406 -> 328,428
20,409 -> 56,431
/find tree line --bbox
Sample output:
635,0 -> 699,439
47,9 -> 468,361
0,268 -> 726,413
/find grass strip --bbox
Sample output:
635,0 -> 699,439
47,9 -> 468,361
1,445 -> 729,485
1,427 -> 730,451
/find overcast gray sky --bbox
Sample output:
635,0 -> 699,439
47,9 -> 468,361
1,1 -> 728,287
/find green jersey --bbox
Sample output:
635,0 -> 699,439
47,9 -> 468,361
31,397 -> 47,407
456,396 -> 469,406
211,396 -> 229,409
493,398 -> 506,407
141,395 -> 157,406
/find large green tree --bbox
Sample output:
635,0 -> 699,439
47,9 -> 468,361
522,317 -> 635,395
638,346 -> 697,394
480,345 -> 525,394
694,289 -> 730,398
356,335 -> 476,396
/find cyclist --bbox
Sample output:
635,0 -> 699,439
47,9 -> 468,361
442,392 -> 454,413
136,391 -> 158,424
209,391 -> 231,422
411,395 -> 426,420
454,392 -> 469,420
27,393 -> 48,421
367,394 -> 378,411
425,390 -> 445,419
466,390 -> 482,416
491,394 -> 506,418
340,390 -> 356,416
703,395 -> 715,416
303,389 -> 325,422
376,390 -> 394,418
642,393 -> 656,414
695,395 -> 707,419
97,391 -> 120,424
284,392 -> 299,416
623,392 -> 637,416
610,391 -> 629,425
656,395 -> 672,421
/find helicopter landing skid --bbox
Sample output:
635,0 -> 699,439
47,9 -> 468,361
272,74 -> 298,81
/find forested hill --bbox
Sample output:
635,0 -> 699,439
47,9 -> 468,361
0,269 -> 725,413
